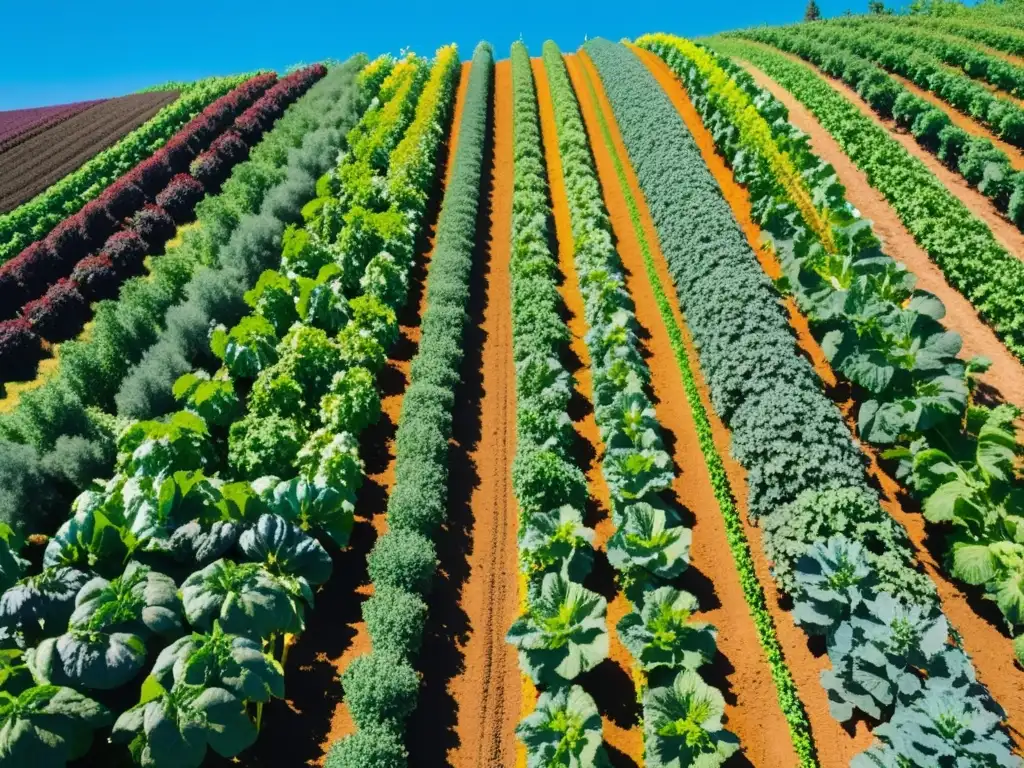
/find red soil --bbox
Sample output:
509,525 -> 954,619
417,58 -> 522,768
749,43 -> 1024,261
220,63 -> 473,768
737,60 -> 1024,411
533,56 -> 644,767
0,91 -> 179,213
567,49 -> 815,767
635,46 -> 1024,752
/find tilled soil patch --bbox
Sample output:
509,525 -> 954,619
0,91 -> 178,213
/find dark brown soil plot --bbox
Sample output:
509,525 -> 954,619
0,99 -> 106,153
0,91 -> 178,213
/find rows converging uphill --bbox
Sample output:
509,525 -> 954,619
2,8 -> 1024,768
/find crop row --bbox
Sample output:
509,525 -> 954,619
0,60 -> 378,555
0,68 -> 329,387
906,14 -> 1024,57
0,74 -> 258,262
649,29 -> 1024,666
0,47 -> 462,768
587,37 -> 1017,767
574,44 -> 820,767
777,22 -> 1024,147
831,16 -> 1024,97
326,43 -> 486,768
731,25 -> 1024,234
502,41 -> 609,765
709,37 -> 1024,368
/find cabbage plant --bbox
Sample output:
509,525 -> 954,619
0,567 -> 88,649
618,587 -> 717,674
791,536 -> 877,636
116,411 -> 213,480
0,685 -> 112,766
515,685 -> 609,768
181,559 -> 299,640
28,562 -> 182,690
644,669 -> 739,768
606,503 -> 690,581
150,623 -> 284,704
111,681 -> 257,768
603,446 -> 674,504
210,316 -> 279,379
506,572 -> 608,686
519,505 -> 594,586
172,371 -> 240,428
254,476 -> 355,548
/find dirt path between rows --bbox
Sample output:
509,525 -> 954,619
406,58 -> 521,768
735,60 -> 1024,410
218,63 -> 473,768
634,46 -> 1024,753
742,43 -> 1024,262
532,57 -> 644,768
567,49 -> 818,767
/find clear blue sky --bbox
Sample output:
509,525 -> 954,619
0,0 -> 973,110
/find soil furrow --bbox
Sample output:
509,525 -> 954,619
411,57 -> 520,768
216,62 -> 473,768
735,59 -> 1024,410
569,49 -> 821,767
532,56 -> 643,768
633,45 -> 1024,753
740,42 -> 1024,261
0,91 -> 179,213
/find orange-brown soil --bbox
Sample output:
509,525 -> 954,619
736,60 -> 1024,410
532,56 -> 644,768
564,49 -> 818,767
404,59 -> 522,768
634,46 -> 1024,751
222,63 -> 473,768
742,43 -> 1024,262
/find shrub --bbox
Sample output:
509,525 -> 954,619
341,652 -> 419,729
71,255 -> 120,302
99,230 -> 147,278
130,154 -> 173,198
100,177 -> 145,221
155,174 -> 206,223
367,529 -> 437,595
324,722 -> 407,768
386,457 -> 447,534
46,218 -> 90,266
77,200 -> 115,246
129,205 -> 176,254
6,241 -> 61,298
21,279 -> 88,342
0,319 -> 41,382
0,266 -> 24,318
362,584 -> 428,658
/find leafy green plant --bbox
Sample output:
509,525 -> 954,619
341,651 -> 420,729
150,623 -> 284,703
255,476 -> 355,548
238,513 -> 332,585
244,270 -> 299,336
791,536 -> 877,636
515,685 -> 609,768
519,505 -> 595,585
362,585 -> 428,658
180,559 -> 299,640
111,681 -> 257,768
0,685 -> 112,766
606,502 -> 690,581
618,587 -> 717,674
506,572 -> 608,686
644,669 -> 740,768
117,411 -> 213,480
0,567 -> 88,649
603,446 -> 674,504
172,372 -> 240,428
320,366 -> 381,435
228,414 -> 303,479
210,316 -> 280,380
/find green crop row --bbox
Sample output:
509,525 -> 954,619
0,58 -> 380,540
587,36 -> 1018,768
574,42 -> 819,768
0,48 -> 447,768
905,13 -> 1024,57
504,41 -> 608,765
831,16 -> 1024,98
0,74 -> 256,262
709,37 -> 1024,364
325,42 -> 486,768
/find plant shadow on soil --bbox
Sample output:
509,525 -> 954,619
404,86 -> 497,767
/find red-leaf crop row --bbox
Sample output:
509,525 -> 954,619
0,65 -> 327,381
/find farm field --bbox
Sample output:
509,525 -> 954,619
2,3 -> 1024,768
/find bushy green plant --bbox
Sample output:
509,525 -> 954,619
515,685 -> 609,768
618,587 -> 717,674
325,722 -> 408,768
320,366 -> 381,434
362,584 -> 428,658
643,670 -> 740,768
228,413 -> 303,479
341,651 -> 419,729
367,529 -> 438,595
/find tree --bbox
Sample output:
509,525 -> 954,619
805,0 -> 822,20
868,0 -> 888,12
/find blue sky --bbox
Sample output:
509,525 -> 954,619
0,0 -> 972,110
